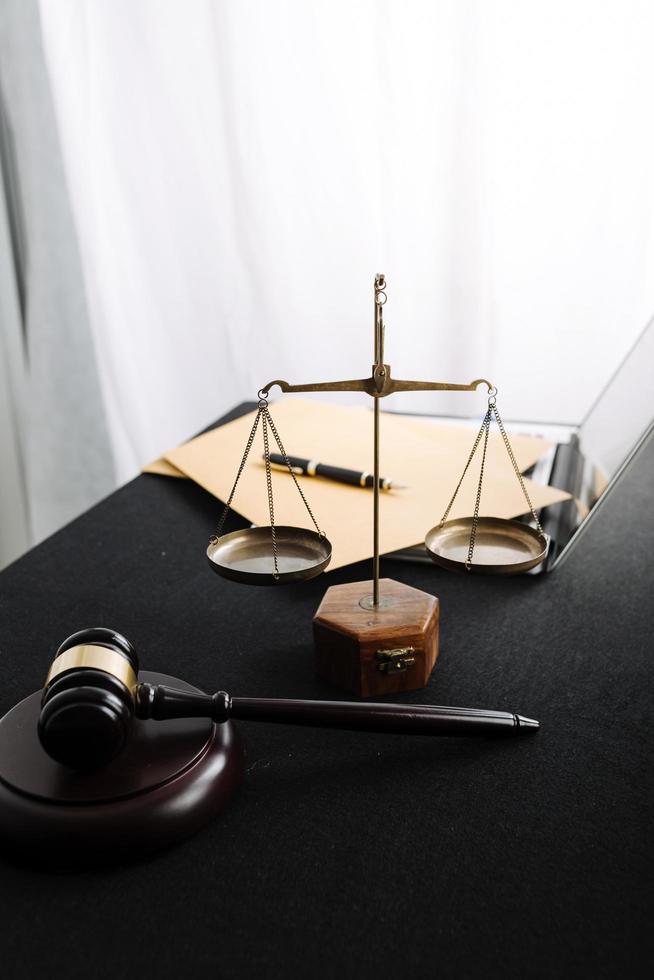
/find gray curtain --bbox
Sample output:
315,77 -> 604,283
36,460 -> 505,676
0,0 -> 115,569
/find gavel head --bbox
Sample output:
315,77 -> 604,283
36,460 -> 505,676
38,628 -> 139,769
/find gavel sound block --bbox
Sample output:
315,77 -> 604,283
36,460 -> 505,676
0,672 -> 244,865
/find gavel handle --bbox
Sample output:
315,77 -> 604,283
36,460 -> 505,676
135,684 -> 539,737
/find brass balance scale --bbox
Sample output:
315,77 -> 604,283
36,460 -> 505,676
207,276 -> 548,696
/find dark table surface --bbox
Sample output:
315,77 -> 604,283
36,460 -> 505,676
0,404 -> 650,980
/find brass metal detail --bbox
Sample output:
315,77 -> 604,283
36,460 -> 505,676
255,275 -> 494,604
359,594 -> 396,611
428,388 -> 547,573
45,644 -> 138,693
375,647 -> 416,674
208,526 -> 332,585
209,396 -> 329,583
425,517 -> 548,575
210,274 -> 498,596
259,366 -> 493,401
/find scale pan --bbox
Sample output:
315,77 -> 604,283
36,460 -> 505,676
207,526 -> 332,585
425,517 -> 548,576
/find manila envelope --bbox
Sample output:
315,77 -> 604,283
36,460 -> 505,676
163,399 -> 569,572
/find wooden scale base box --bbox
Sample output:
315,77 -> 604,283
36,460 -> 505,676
313,579 -> 440,698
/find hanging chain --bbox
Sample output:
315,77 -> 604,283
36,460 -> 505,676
264,406 -> 325,540
261,407 -> 280,579
210,391 -> 325,581
466,409 -> 492,570
490,395 -> 544,535
437,385 -> 544,571
209,406 -> 262,544
438,408 -> 492,528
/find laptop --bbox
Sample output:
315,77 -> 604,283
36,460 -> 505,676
387,315 -> 654,573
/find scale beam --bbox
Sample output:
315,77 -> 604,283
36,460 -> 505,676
260,377 -> 374,397
382,374 -> 493,396
260,368 -> 493,400
256,276 -> 495,618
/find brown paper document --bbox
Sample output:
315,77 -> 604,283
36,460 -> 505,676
143,458 -> 186,478
163,400 -> 569,572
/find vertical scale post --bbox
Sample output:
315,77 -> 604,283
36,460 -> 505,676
373,396 -> 380,605
372,274 -> 386,607
313,271 -> 441,695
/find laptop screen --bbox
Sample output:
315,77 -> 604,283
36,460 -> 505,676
579,315 -> 654,482
547,315 -> 654,569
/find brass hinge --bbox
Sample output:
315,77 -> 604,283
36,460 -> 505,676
375,647 -> 416,674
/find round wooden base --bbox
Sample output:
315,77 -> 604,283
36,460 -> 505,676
0,672 -> 244,868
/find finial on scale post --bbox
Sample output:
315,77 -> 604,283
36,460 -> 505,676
373,273 -> 387,375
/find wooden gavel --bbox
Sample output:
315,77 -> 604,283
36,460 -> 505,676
39,628 -> 539,770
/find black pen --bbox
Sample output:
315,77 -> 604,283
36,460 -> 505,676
266,453 -> 407,491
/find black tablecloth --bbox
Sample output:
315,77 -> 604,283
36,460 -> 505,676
0,404 -> 650,979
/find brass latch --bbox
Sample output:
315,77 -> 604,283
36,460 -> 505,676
375,647 -> 416,674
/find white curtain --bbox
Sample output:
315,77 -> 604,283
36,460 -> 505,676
0,0 -> 115,569
2,0 -> 653,564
